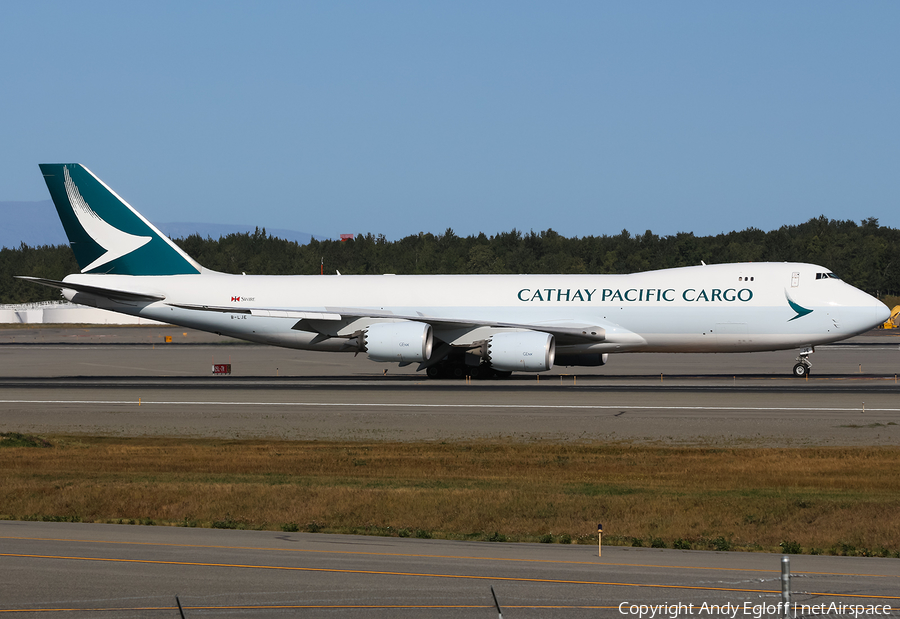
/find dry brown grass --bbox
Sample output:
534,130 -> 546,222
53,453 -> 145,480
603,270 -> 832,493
1,436 -> 898,555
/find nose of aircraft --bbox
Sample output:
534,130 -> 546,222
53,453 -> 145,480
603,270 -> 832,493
840,287 -> 891,334
874,299 -> 891,326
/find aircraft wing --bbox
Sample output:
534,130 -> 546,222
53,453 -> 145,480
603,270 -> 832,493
167,302 -> 610,345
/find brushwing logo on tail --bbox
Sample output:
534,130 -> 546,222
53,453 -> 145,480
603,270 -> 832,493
64,166 -> 152,273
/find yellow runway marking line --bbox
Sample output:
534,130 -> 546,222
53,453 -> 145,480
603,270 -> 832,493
3,399 -> 900,413
2,553 -> 899,601
2,535 -> 897,579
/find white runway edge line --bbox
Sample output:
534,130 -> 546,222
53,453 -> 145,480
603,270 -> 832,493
2,400 -> 900,413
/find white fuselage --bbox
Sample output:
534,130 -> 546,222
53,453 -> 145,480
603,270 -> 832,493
62,261 -> 889,357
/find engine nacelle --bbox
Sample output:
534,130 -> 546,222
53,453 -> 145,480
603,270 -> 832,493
555,353 -> 609,367
486,331 -> 555,372
364,321 -> 434,363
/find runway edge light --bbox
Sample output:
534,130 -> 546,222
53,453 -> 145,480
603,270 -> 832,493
598,523 -> 603,557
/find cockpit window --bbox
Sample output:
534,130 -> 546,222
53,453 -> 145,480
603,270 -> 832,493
815,272 -> 841,280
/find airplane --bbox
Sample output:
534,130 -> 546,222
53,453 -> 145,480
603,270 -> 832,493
19,164 -> 890,379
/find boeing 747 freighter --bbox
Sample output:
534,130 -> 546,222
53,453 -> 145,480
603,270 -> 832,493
19,164 -> 890,378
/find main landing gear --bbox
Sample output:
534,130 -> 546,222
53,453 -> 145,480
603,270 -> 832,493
425,360 -> 512,380
792,346 -> 814,377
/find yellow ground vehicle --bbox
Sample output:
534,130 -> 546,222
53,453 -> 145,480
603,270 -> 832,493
882,305 -> 900,329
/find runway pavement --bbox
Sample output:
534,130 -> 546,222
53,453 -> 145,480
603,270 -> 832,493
1,521 -> 897,617
1,326 -> 899,445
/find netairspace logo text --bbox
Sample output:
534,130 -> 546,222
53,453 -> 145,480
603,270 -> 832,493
618,602 -> 893,618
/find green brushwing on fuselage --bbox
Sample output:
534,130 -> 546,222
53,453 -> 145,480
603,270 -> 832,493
785,291 -> 814,321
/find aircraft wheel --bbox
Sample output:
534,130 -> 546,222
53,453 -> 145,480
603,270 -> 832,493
470,364 -> 512,379
450,365 -> 467,379
792,363 -> 810,377
426,365 -> 442,379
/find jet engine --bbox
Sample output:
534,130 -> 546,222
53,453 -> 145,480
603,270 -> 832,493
363,321 -> 434,363
555,353 -> 609,367
486,331 -> 555,372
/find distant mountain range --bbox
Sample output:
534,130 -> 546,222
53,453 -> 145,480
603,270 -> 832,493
0,200 -> 320,249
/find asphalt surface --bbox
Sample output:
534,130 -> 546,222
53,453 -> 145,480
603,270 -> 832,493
1,326 -> 899,445
1,521 -> 897,617
1,326 -> 899,617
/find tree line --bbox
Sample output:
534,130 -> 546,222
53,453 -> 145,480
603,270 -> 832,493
2,216 -> 898,305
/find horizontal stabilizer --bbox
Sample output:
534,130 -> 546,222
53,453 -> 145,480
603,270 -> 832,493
16,276 -> 165,302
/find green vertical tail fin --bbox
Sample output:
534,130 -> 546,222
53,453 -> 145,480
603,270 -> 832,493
39,163 -> 201,275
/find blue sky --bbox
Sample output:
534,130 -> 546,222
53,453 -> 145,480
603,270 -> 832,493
2,2 -> 898,240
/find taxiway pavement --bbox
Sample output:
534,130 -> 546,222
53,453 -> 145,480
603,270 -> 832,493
1,521 -> 897,617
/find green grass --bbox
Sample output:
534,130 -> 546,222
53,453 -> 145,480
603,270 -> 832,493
0,433 -> 52,448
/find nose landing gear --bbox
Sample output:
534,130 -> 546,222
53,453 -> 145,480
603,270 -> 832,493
792,346 -> 814,377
